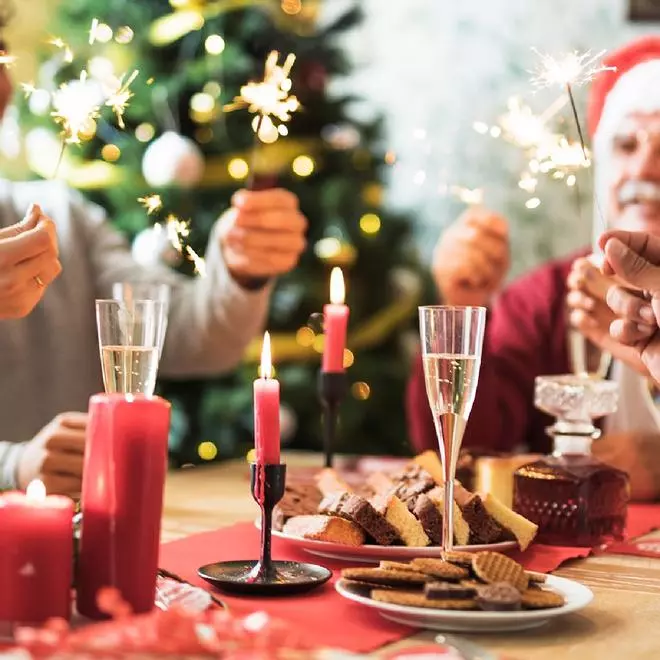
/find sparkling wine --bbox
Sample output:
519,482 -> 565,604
101,345 -> 158,396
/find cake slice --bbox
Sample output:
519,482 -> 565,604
283,514 -> 365,546
412,493 -> 443,545
315,467 -> 353,496
372,493 -> 430,547
482,493 -> 538,551
318,490 -> 351,518
454,483 -> 505,545
273,483 -> 323,531
341,494 -> 401,545
413,450 -> 445,486
427,487 -> 470,546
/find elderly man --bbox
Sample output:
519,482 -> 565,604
406,37 -> 660,499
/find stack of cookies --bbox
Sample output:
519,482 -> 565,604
341,551 -> 565,612
275,451 -> 538,551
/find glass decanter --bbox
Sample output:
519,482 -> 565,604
513,375 -> 630,547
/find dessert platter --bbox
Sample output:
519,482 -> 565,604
335,550 -> 593,632
271,451 -> 539,562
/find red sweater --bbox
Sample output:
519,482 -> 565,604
407,254 -> 578,455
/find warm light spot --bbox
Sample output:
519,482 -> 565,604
79,118 -> 97,141
246,448 -> 256,463
384,150 -> 396,165
292,154 -> 314,177
296,327 -> 315,347
94,23 -> 114,43
203,81 -> 222,97
312,335 -> 325,353
169,0 -> 189,6
115,26 -> 134,44
359,213 -> 381,235
205,34 -> 226,55
343,349 -> 354,369
281,0 -> 302,15
489,126 -> 502,138
362,183 -> 383,206
567,174 -> 577,187
198,441 -> 218,461
473,121 -> 489,134
136,123 -> 155,142
351,381 -> 371,400
260,331 -> 272,379
88,56 -> 114,81
101,144 -> 121,162
314,237 -> 341,261
228,158 -> 249,179
191,92 -> 215,114
525,197 -> 541,209
330,267 -> 345,304
26,480 -> 46,501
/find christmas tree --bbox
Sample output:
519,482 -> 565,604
20,0 -> 425,463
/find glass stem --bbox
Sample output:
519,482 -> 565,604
442,477 -> 454,552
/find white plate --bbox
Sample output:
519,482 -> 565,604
271,526 -> 517,563
335,575 -> 593,632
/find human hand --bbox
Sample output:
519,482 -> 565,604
0,203 -> 61,319
218,188 -> 307,288
17,412 -> 87,496
432,207 -> 509,306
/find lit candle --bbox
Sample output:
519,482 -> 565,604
254,332 -> 281,464
0,480 -> 73,625
322,267 -> 350,373
77,393 -> 171,620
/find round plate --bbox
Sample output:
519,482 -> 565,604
270,525 -> 517,563
198,560 -> 332,596
335,576 -> 593,633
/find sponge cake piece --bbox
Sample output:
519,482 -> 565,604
427,487 -> 470,546
373,494 -> 430,547
413,451 -> 445,486
283,514 -> 365,546
482,493 -> 538,551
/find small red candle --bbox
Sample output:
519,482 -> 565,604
77,393 -> 171,619
254,332 -> 280,464
322,267 -> 350,373
0,480 -> 73,625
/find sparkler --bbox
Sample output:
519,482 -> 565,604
138,194 -> 163,215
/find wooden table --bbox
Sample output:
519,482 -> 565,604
163,453 -> 660,660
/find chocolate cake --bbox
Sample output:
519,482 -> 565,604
340,494 -> 401,545
413,494 -> 443,545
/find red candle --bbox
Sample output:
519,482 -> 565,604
0,480 -> 73,625
322,267 -> 350,373
254,332 -> 280,464
77,393 -> 171,619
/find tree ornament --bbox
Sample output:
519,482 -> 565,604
141,131 -> 205,188
132,224 -> 182,268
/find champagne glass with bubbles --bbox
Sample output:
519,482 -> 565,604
418,306 -> 486,551
96,299 -> 165,396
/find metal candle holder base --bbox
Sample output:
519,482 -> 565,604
318,371 -> 348,469
197,463 -> 331,596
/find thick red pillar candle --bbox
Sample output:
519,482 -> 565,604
322,267 -> 350,373
254,332 -> 280,464
0,480 -> 73,625
77,393 -> 171,619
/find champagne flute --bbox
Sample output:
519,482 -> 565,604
418,306 -> 486,552
96,299 -> 165,395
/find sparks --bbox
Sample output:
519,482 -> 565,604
88,18 -> 100,45
104,70 -> 139,129
138,194 -> 163,215
449,185 -> 484,206
162,214 -> 190,253
530,48 -> 615,89
48,36 -> 74,63
224,51 -> 300,143
186,246 -> 207,278
0,51 -> 16,66
51,71 -> 102,144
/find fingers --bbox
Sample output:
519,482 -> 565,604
0,204 -> 40,240
232,208 -> 308,233
567,289 -> 596,313
602,236 -> 660,291
606,285 -> 656,325
42,473 -> 82,497
45,427 -> 86,454
42,450 -> 84,477
610,318 -> 655,346
57,412 -> 88,430
231,188 -> 299,212
599,230 -> 660,265
223,248 -> 301,278
461,209 -> 509,240
223,225 -> 307,253
567,258 -> 612,301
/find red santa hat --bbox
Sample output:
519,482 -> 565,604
588,36 -> 660,142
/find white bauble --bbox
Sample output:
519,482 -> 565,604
132,225 -> 182,268
141,131 -> 205,188
279,403 -> 298,445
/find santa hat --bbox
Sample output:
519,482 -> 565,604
588,37 -> 660,245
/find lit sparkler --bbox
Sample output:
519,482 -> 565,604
149,213 -> 207,277
530,48 -> 615,90
138,194 -> 163,215
0,51 -> 16,66
48,36 -> 74,63
104,70 -> 140,129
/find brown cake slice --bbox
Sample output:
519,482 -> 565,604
454,484 -> 505,545
273,482 -> 323,531
413,493 -> 443,545
371,493 -> 430,547
341,494 -> 401,545
481,493 -> 539,551
427,487 -> 470,546
283,514 -> 365,546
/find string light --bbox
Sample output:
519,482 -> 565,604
292,154 -> 314,176
295,327 -> 315,347
227,158 -> 249,179
312,335 -> 325,353
359,213 -> 381,235
115,26 -> 134,44
136,123 -> 155,142
351,382 -> 371,400
198,441 -> 218,461
281,0 -> 302,15
205,34 -> 225,55
525,197 -> 541,209
384,150 -> 396,165
343,349 -> 354,369
101,144 -> 120,162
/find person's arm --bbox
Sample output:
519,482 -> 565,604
0,441 -> 25,490
76,193 -> 271,377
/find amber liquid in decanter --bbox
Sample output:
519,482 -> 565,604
513,435 -> 629,547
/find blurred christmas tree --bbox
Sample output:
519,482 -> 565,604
18,0 -> 425,463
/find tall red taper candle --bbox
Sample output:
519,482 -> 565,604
322,267 -> 349,373
76,394 -> 171,619
0,480 -> 73,625
254,332 -> 280,464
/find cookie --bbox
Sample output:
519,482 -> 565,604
379,560 -> 418,572
341,494 -> 401,545
424,581 -> 477,600
441,550 -> 475,567
472,552 -> 528,593
410,558 -> 469,581
521,588 -> 565,609
413,494 -> 443,545
476,582 -> 522,611
342,579 -> 395,594
282,515 -> 365,546
525,570 -> 547,584
341,567 -> 429,588
371,589 -> 478,610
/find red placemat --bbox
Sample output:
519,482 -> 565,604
159,522 -> 415,654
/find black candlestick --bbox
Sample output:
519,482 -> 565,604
318,371 -> 348,468
198,463 -> 332,596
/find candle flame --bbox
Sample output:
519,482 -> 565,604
26,479 -> 47,501
329,267 -> 345,304
260,331 -> 272,379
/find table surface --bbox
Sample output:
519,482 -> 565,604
163,452 -> 660,660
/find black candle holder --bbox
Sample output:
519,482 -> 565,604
318,371 -> 348,468
198,463 -> 332,596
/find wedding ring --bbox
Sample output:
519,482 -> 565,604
34,275 -> 44,288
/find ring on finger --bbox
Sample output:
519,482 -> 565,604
34,275 -> 45,288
